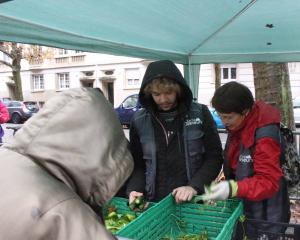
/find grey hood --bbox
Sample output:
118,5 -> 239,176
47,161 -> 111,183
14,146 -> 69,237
4,88 -> 133,206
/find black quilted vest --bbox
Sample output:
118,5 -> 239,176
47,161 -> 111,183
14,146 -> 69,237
132,103 -> 205,200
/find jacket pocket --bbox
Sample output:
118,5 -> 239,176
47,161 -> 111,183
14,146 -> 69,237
140,136 -> 153,160
186,129 -> 205,157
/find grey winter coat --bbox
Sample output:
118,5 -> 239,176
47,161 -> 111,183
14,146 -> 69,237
0,88 -> 133,240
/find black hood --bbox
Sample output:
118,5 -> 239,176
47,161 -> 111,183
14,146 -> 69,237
139,60 -> 193,110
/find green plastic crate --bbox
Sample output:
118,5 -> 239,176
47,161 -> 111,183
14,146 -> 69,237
117,194 -> 243,240
103,197 -> 136,217
103,197 -> 155,235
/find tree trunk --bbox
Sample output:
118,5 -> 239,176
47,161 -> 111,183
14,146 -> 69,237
252,63 -> 294,129
11,43 -> 23,101
214,64 -> 221,90
12,59 -> 23,100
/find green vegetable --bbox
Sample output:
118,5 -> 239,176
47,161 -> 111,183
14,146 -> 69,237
134,197 -> 141,205
161,231 -> 209,240
125,213 -> 136,221
104,206 -> 137,233
129,196 -> 146,212
107,211 -> 117,219
239,215 -> 246,223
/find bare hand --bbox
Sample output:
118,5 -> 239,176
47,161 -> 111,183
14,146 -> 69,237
172,186 -> 197,204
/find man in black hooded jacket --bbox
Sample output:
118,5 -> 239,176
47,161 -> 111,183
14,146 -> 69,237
126,60 -> 223,204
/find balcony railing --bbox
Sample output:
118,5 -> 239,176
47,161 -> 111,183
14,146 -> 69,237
71,55 -> 85,62
29,59 -> 44,66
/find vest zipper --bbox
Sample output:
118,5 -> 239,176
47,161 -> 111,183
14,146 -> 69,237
153,115 -> 169,145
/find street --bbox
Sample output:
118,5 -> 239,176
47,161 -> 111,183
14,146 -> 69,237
1,123 -> 20,143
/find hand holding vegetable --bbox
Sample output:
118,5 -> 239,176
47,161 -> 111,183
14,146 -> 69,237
172,186 -> 197,203
200,180 -> 238,201
129,191 -> 143,204
128,191 -> 147,211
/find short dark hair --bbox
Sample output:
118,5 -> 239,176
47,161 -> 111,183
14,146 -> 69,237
211,81 -> 254,114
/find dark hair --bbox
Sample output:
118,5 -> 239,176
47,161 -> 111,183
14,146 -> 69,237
211,81 -> 254,114
143,77 -> 181,97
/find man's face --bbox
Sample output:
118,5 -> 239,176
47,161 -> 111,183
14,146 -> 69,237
151,89 -> 177,111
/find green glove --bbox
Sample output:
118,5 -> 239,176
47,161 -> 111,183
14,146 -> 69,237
229,180 -> 238,198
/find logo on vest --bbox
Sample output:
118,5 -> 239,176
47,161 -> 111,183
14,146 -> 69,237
239,154 -> 253,163
184,117 -> 202,126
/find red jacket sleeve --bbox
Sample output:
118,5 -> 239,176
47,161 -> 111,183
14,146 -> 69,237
237,137 -> 283,201
0,101 -> 10,124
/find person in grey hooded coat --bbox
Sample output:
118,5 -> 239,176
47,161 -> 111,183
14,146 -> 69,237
0,88 -> 133,240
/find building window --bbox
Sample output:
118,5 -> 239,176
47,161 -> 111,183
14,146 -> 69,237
58,49 -> 68,55
125,68 -> 140,88
57,73 -> 70,89
221,65 -> 237,80
104,70 -> 114,75
83,71 -> 94,77
289,63 -> 297,73
32,74 -> 44,91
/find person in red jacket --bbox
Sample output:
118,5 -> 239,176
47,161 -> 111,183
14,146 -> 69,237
201,81 -> 290,238
0,100 -> 10,143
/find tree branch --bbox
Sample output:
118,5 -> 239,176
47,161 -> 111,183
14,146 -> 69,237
0,59 -> 13,68
0,45 -> 13,59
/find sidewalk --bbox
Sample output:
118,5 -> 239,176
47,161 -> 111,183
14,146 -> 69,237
1,123 -> 18,144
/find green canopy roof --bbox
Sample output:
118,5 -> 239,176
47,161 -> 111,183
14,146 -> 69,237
1,0 -> 300,64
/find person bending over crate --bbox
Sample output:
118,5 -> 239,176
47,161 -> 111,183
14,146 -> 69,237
0,88 -> 133,240
201,81 -> 290,237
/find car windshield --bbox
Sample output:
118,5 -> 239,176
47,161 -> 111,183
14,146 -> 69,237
24,101 -> 39,110
3,101 -> 11,107
123,96 -> 138,108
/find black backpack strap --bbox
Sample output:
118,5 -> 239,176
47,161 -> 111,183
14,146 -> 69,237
255,124 -> 280,142
255,124 -> 285,166
223,134 -> 235,179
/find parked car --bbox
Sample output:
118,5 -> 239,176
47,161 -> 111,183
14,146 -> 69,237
115,94 -> 141,127
207,106 -> 225,129
4,101 -> 39,124
115,94 -> 224,129
0,97 -> 12,104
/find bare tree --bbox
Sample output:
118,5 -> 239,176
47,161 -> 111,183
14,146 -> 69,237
253,63 -> 294,129
24,45 -> 54,65
0,42 -> 23,100
0,42 -> 54,100
214,63 -> 221,90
